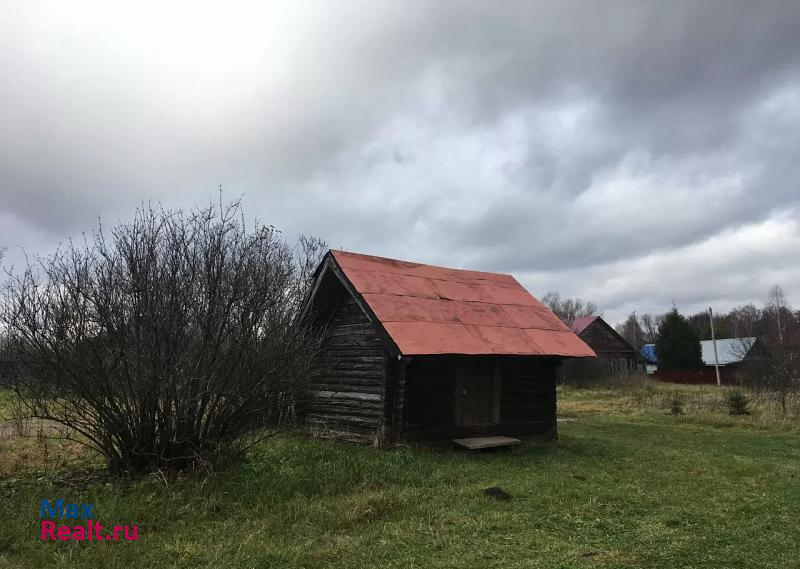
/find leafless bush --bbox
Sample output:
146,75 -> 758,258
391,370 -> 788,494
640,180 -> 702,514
1,199 -> 326,473
735,340 -> 799,416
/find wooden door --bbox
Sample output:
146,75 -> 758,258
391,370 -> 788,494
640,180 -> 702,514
456,359 -> 499,426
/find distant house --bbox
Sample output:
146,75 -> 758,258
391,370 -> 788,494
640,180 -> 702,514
302,250 -> 595,445
561,315 -> 639,381
700,337 -> 758,368
649,337 -> 760,384
640,344 -> 658,374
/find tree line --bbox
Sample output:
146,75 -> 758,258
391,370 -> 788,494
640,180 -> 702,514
613,285 -> 798,352
544,287 -> 800,413
543,286 -> 798,353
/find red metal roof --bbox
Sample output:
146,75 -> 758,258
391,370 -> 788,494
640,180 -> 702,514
569,316 -> 599,335
331,250 -> 596,357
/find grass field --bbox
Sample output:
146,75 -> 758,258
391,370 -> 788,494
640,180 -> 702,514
1,384 -> 799,568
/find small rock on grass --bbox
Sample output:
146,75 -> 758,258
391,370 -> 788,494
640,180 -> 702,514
483,486 -> 512,501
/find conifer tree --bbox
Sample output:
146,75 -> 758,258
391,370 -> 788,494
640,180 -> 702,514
656,308 -> 704,369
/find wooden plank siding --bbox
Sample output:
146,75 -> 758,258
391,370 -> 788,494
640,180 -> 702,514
306,294 -> 387,444
402,355 -> 558,441
383,356 -> 407,444
498,356 -> 558,438
403,357 -> 457,440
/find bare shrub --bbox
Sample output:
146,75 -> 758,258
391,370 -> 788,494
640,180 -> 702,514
541,292 -> 599,324
735,338 -> 799,417
1,199 -> 325,473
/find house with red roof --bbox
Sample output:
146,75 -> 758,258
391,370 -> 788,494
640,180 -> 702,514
302,250 -> 595,445
562,315 -> 639,381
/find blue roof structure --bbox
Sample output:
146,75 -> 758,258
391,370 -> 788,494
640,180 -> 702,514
640,343 -> 657,364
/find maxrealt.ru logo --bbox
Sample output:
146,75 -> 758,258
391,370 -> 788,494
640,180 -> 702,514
39,499 -> 139,542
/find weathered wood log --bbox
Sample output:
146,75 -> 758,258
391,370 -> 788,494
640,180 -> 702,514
309,383 -> 384,394
310,390 -> 382,402
306,414 -> 381,427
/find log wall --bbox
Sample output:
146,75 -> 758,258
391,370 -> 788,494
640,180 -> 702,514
306,294 -> 387,444
403,357 -> 457,440
498,356 -> 558,438
402,355 -> 558,441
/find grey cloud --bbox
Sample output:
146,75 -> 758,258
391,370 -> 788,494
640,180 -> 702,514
2,0 -> 800,325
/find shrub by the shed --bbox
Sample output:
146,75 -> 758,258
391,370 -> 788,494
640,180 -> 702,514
1,200 -> 325,473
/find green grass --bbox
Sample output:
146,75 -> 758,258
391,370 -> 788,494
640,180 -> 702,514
1,387 -> 799,568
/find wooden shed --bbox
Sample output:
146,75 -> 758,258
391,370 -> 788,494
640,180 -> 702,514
302,250 -> 595,445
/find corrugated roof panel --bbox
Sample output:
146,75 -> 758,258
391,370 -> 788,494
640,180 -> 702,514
364,293 -> 534,328
330,250 -> 596,358
427,279 -> 494,303
450,302 -> 518,327
361,294 -> 461,324
382,321 -> 485,354
344,268 -> 440,299
482,281 -> 540,307
335,251 -> 515,287
415,268 -> 516,287
501,305 -> 569,331
524,329 -> 597,357
464,325 -> 538,354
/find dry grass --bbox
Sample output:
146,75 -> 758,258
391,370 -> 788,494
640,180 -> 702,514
559,374 -> 800,431
0,391 -> 98,477
0,435 -> 89,478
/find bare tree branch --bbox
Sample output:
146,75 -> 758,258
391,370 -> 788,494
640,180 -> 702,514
1,199 -> 325,473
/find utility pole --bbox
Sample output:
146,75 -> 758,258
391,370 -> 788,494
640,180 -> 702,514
709,307 -> 721,386
633,310 -> 638,372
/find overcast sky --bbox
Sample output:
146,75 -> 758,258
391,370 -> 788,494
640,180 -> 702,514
2,1 -> 800,326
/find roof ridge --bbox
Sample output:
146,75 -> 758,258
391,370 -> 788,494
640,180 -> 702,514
359,291 -> 554,305
332,249 -> 513,279
378,320 -> 569,331
345,266 -> 520,288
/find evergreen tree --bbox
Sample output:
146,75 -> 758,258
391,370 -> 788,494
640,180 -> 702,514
655,308 -> 704,369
